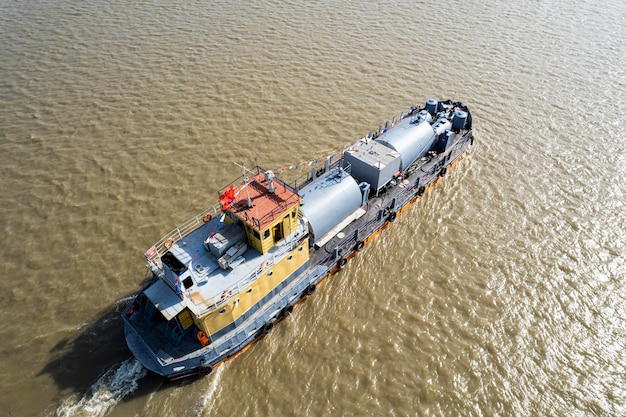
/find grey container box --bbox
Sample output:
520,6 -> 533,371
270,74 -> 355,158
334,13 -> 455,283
343,140 -> 401,194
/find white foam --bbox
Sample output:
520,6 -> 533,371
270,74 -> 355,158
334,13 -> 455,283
52,359 -> 147,417
115,295 -> 135,307
195,364 -> 226,415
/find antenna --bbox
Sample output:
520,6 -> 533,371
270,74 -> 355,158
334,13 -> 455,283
233,161 -> 255,177
243,164 -> 252,208
233,162 -> 253,207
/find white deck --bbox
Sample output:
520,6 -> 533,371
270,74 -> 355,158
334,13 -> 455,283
153,217 -> 308,318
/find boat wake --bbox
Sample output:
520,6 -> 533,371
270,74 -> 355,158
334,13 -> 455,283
52,359 -> 147,417
195,364 -> 226,414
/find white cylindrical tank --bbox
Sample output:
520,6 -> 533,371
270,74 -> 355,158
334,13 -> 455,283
376,118 -> 436,171
298,167 -> 363,243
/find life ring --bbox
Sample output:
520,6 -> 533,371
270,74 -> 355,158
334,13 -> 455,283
355,241 -> 365,252
259,260 -> 270,272
388,212 -> 396,222
417,186 -> 426,196
220,289 -> 233,300
202,213 -> 212,223
164,238 -> 175,249
338,257 -> 347,270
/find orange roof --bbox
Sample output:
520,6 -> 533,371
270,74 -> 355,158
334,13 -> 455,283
227,173 -> 300,231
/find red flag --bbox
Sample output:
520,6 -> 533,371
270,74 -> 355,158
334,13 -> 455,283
219,185 -> 235,211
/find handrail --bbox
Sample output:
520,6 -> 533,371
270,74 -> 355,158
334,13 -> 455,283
291,157 -> 343,192
147,202 -> 223,262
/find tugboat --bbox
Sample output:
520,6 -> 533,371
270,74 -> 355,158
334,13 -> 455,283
123,99 -> 473,379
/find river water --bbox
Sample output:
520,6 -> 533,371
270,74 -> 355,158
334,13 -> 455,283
1,0 -> 624,416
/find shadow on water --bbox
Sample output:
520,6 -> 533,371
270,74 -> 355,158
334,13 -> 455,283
37,302 -> 134,394
37,277 -> 200,412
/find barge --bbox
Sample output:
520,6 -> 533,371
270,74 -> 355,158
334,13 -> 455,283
123,98 -> 473,379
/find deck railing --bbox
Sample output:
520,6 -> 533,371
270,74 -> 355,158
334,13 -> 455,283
147,202 -> 223,263
183,228 -> 307,316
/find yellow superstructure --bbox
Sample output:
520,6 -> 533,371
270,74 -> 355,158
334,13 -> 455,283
200,240 -> 309,336
191,171 -> 306,338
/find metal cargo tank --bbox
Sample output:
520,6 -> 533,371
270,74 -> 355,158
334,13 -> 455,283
376,118 -> 436,171
298,166 -> 364,247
